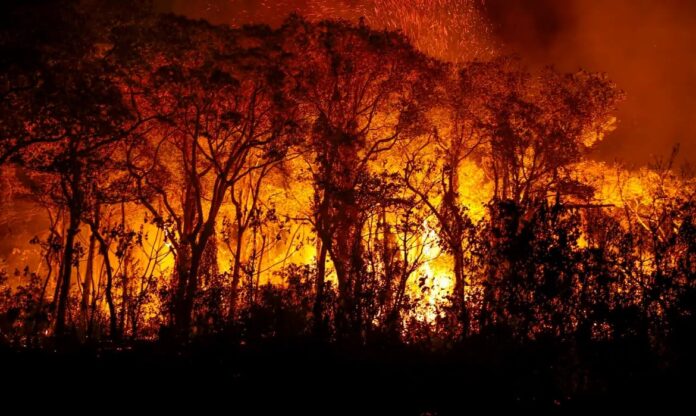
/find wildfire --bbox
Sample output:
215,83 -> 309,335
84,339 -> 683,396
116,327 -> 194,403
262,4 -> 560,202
411,218 -> 453,323
1,1 -> 693,345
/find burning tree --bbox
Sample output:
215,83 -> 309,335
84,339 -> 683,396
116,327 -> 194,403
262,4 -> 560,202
0,1 -> 144,337
116,16 -> 299,336
280,17 -> 440,340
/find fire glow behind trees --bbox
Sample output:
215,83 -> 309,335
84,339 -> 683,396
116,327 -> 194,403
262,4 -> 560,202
1,0 -> 695,411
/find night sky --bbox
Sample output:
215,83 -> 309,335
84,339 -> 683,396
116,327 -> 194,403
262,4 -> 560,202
157,0 -> 696,166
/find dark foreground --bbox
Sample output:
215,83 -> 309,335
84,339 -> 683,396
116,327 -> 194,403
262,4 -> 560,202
2,337 -> 694,414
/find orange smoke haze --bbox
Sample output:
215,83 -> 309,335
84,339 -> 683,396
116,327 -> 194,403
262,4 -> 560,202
157,0 -> 696,166
484,0 -> 696,166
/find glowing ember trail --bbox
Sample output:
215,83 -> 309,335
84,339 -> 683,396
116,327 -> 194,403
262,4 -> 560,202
209,0 -> 495,61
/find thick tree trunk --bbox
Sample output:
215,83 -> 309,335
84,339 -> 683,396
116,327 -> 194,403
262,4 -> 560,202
55,204 -> 80,338
173,245 -> 190,332
330,215 -> 365,342
175,221 -> 216,337
330,247 -> 352,337
179,247 -> 203,336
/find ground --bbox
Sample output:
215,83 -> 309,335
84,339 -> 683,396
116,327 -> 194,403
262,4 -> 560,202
2,337 -> 693,414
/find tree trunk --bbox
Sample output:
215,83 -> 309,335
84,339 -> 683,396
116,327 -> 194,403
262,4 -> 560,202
175,220 -> 216,337
387,251 -> 412,335
119,262 -> 128,337
349,225 -> 365,338
118,203 -> 129,337
183,251 -> 201,334
175,244 -> 204,337
313,241 -> 328,337
87,215 -> 119,341
55,203 -> 80,338
80,212 -> 97,334
452,245 -> 469,336
228,223 -> 246,322
330,215 -> 365,342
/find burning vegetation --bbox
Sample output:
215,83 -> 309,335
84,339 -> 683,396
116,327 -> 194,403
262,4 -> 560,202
1,0 -> 695,410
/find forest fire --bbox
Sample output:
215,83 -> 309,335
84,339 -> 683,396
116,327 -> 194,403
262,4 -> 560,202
1,0 -> 695,412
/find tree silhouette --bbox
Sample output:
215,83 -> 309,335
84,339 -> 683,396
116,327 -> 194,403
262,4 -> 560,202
117,17 -> 299,336
281,16 -> 439,340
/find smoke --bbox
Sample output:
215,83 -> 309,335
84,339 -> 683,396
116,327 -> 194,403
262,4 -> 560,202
483,0 -> 696,166
160,0 -> 695,166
